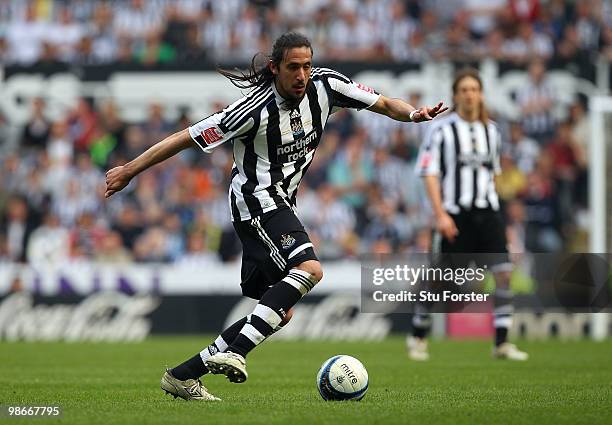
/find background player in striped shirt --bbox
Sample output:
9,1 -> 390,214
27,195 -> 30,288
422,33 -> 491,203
105,32 -> 447,401
410,68 -> 528,361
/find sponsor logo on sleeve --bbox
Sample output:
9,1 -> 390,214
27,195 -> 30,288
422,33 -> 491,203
200,127 -> 223,145
356,83 -> 374,94
419,152 -> 432,168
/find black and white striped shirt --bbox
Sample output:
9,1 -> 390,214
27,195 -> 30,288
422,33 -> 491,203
415,112 -> 502,214
189,67 -> 380,221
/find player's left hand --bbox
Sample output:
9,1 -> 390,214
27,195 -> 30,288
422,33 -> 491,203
105,165 -> 133,198
411,102 -> 448,123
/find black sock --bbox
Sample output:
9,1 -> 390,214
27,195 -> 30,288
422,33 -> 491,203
495,327 -> 508,346
227,281 -> 302,357
171,354 -> 208,381
220,316 -> 248,345
412,311 -> 431,339
413,327 -> 429,339
227,317 -> 269,358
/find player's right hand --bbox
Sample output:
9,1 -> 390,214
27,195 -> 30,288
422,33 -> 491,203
105,166 -> 132,198
436,212 -> 458,242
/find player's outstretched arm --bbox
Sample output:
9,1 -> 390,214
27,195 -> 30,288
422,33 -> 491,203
368,95 -> 448,123
105,128 -> 193,198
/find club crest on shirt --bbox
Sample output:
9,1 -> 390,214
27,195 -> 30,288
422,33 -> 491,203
281,234 -> 296,250
289,108 -> 305,138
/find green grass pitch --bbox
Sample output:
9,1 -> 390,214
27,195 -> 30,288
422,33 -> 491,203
1,337 -> 611,425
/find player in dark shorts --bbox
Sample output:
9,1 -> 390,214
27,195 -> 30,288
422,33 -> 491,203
410,68 -> 528,361
105,32 -> 447,400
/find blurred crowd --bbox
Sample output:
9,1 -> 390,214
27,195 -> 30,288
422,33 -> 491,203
0,79 -> 591,264
0,0 -> 599,265
0,0 -> 610,66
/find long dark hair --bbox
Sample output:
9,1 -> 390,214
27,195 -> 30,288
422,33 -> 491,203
452,67 -> 490,123
217,32 -> 313,90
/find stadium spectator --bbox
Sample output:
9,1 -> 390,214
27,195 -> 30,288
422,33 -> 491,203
4,3 -> 47,65
134,31 -> 177,65
176,231 -> 218,266
574,0 -> 604,52
444,12 -> 475,62
113,0 -> 164,45
112,204 -> 145,251
504,121 -> 541,174
508,0 -> 541,23
26,212 -> 70,263
327,131 -> 375,230
516,59 -> 557,142
21,98 -> 51,151
133,226 -> 172,263
231,5 -> 263,62
47,6 -> 85,62
385,1 -> 417,61
302,184 -> 358,260
420,8 -> 447,59
73,35 -> 102,65
68,98 -> 98,152
95,230 -> 133,263
523,156 -> 563,252
556,23 -> 583,61
143,103 -> 175,144
362,199 -> 413,252
46,120 -> 73,176
89,2 -> 119,63
327,9 -> 380,61
502,20 -> 554,63
463,0 -> 506,39
1,196 -> 40,263
546,121 -> 585,224
300,5 -> 332,58
173,22 -> 208,63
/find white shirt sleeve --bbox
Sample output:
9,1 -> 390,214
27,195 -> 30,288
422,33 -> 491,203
321,68 -> 380,112
415,124 -> 443,176
188,98 -> 255,153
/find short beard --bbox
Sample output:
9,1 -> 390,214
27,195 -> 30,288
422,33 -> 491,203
280,97 -> 302,111
279,81 -> 310,110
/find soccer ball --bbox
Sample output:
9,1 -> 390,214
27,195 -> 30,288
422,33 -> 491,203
316,355 -> 369,401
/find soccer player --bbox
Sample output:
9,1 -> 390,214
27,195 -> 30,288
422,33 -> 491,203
105,32 -> 447,401
409,68 -> 528,361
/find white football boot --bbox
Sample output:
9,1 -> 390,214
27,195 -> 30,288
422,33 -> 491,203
160,369 -> 221,401
407,336 -> 430,361
205,352 -> 248,383
492,343 -> 529,361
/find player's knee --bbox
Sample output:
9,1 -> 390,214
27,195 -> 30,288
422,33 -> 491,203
296,260 -> 323,283
283,260 -> 322,295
